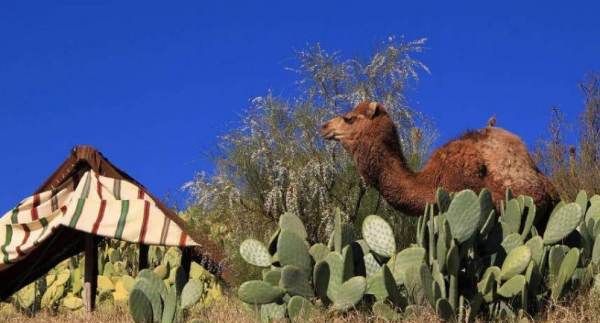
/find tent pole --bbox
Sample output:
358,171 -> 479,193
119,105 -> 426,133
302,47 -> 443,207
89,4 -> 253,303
180,247 -> 191,282
84,234 -> 97,312
139,244 -> 149,271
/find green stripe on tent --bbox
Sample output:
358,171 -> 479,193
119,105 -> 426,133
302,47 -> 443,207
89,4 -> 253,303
51,193 -> 58,211
10,208 -> 18,224
2,225 -> 13,264
114,200 -> 129,240
36,218 -> 49,245
81,172 -> 91,198
113,179 -> 121,200
68,199 -> 86,228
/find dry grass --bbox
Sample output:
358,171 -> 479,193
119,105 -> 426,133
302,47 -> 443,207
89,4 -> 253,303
536,292 -> 600,323
3,290 -> 600,323
186,297 -> 441,323
0,302 -> 133,323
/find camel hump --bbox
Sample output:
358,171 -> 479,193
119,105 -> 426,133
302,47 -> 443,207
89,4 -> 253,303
477,127 -> 544,194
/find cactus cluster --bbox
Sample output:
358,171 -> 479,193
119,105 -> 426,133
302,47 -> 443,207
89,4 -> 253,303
11,240 -> 220,318
13,258 -> 86,313
127,268 -> 204,323
238,188 -> 600,321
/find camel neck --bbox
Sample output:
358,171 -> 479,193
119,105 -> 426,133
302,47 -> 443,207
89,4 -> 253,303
361,143 -> 434,216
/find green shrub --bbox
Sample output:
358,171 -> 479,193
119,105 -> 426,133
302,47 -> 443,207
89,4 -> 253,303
184,38 -> 434,284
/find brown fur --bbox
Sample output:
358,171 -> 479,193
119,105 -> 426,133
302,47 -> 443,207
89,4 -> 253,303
321,101 -> 559,217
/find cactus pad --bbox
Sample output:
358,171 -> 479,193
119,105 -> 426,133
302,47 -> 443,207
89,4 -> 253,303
552,248 -> 580,300
366,270 -> 388,300
161,286 -> 177,323
593,238 -> 600,265
240,239 -> 272,267
364,253 -> 382,277
238,280 -> 285,305
372,300 -> 402,322
279,212 -> 308,240
181,279 -> 204,309
436,298 -> 455,321
97,275 -> 115,293
501,199 -> 522,236
309,243 -> 330,263
501,233 -> 524,254
313,261 -> 330,303
287,296 -> 314,321
501,245 -> 531,280
543,203 -> 583,244
525,236 -> 544,265
132,278 -> 163,321
260,303 -> 286,322
262,269 -> 282,286
277,230 -> 312,274
153,264 -> 168,279
330,276 -> 367,311
392,247 -> 426,285
446,190 -> 481,243
586,197 -> 600,222
128,288 -> 153,323
61,295 -> 83,310
497,274 -> 526,298
362,215 -> 396,257
279,265 -> 314,298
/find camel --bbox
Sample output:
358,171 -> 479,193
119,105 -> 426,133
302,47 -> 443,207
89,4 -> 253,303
321,101 -> 559,217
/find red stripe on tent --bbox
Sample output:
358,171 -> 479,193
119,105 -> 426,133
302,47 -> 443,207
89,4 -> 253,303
96,175 -> 103,199
31,194 -> 40,221
139,201 -> 150,243
91,200 -> 107,234
178,231 -> 188,247
15,224 -> 31,257
159,217 -> 170,244
138,188 -> 145,199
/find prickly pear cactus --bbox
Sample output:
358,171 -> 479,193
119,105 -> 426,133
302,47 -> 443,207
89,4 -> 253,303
279,265 -> 314,298
238,280 -> 285,305
500,245 -> 532,280
277,230 -> 312,275
279,212 -> 308,240
362,215 -> 396,257
181,279 -> 204,309
233,188 -> 599,321
287,295 -> 314,321
329,276 -> 367,311
446,189 -> 481,243
543,203 -> 583,244
239,239 -> 272,267
129,288 -> 154,323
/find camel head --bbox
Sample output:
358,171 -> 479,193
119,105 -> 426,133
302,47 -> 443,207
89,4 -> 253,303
320,101 -> 401,155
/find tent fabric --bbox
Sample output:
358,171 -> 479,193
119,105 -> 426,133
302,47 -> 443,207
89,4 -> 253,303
0,170 -> 197,269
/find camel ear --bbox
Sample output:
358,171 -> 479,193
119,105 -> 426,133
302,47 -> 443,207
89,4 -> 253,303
366,102 -> 383,119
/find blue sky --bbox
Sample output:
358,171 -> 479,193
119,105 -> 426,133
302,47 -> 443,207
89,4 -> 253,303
0,1 -> 598,211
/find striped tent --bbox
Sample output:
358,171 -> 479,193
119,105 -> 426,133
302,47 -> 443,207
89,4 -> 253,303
0,146 -> 225,299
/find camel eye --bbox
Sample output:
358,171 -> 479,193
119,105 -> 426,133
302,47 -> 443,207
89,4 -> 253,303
343,115 -> 357,124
